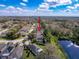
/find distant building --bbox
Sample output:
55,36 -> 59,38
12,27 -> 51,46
0,43 -> 23,59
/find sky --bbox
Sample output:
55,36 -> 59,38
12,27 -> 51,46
0,0 -> 79,16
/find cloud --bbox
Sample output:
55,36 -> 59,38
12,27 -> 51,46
75,0 -> 78,2
35,2 -> 54,16
5,6 -> 16,13
59,0 -> 72,4
67,6 -> 75,10
16,7 -> 23,11
37,2 -> 56,12
5,6 -> 27,12
45,0 -> 72,4
0,6 -> 35,16
0,10 -> 9,13
0,4 -> 6,7
44,0 -> 72,7
0,5 -> 79,16
4,6 -> 23,14
46,0 -> 55,2
64,9 -> 72,13
22,0 -> 28,2
45,0 -> 57,2
6,6 -> 16,10
74,4 -> 79,8
0,6 -> 54,16
20,2 -> 26,6
5,6 -> 18,13
0,8 -> 79,16
38,3 -> 49,10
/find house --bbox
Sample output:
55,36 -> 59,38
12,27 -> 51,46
27,44 -> 43,56
0,43 -> 24,59
18,26 -> 29,37
36,31 -> 44,44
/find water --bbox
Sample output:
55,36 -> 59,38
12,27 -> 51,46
59,40 -> 79,59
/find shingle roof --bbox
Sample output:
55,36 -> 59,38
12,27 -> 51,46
0,44 -> 6,51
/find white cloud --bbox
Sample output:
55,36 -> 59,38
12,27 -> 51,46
0,10 -> 9,13
5,6 -> 16,12
16,7 -> 29,13
59,0 -> 72,4
36,9 -> 53,13
49,4 -> 60,7
6,6 -> 27,12
75,4 -> 79,8
5,6 -> 17,13
64,9 -> 71,12
45,0 -> 58,2
67,6 -> 75,10
36,2 -> 54,15
44,0 -> 72,5
0,4 -> 6,7
20,2 -> 26,6
22,0 -> 28,2
43,0 -> 72,8
37,3 -> 49,10
75,0 -> 78,2
16,7 -> 23,11
0,5 -> 79,16
5,6 -> 16,13
0,6 -> 35,16
6,6 -> 16,9
4,6 -> 22,14
0,6 -> 54,16
47,0 -> 55,2
0,9 -> 79,16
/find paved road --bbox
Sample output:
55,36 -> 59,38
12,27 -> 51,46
0,24 -> 35,44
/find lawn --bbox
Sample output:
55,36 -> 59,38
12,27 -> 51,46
22,50 -> 35,59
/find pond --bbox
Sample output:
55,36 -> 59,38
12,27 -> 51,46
59,40 -> 79,59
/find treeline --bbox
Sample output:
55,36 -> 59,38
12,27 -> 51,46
47,20 -> 79,45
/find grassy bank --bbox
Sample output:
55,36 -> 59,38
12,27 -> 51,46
44,29 -> 68,59
51,36 -> 69,59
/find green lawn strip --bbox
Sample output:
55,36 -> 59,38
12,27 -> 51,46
22,50 -> 35,59
0,38 -> 7,40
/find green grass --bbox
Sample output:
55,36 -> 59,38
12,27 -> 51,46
22,50 -> 35,59
0,38 -> 6,40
